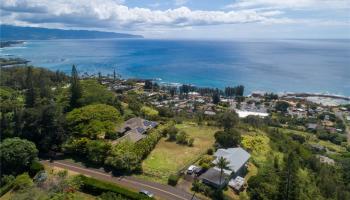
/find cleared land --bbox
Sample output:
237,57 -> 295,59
140,122 -> 218,183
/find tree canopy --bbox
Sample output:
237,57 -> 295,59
66,104 -> 122,139
0,137 -> 38,175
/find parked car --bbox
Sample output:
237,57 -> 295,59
139,190 -> 154,198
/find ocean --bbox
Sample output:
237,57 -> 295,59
1,39 -> 349,96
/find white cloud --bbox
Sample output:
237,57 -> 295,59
174,0 -> 189,6
225,0 -> 350,10
0,0 -> 291,30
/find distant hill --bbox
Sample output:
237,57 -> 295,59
0,25 -> 143,40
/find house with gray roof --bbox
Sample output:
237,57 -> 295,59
118,117 -> 158,143
199,148 -> 250,188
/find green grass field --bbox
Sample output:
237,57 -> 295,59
140,122 -> 218,183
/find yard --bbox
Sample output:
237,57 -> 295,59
139,122 -> 219,183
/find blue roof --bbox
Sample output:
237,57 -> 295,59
136,127 -> 145,134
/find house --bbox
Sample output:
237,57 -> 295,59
307,123 -> 318,131
317,155 -> 335,165
346,116 -> 350,121
118,117 -> 158,143
199,148 -> 250,188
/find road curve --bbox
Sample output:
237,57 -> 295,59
42,160 -> 199,200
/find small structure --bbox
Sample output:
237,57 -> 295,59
307,123 -> 318,131
118,117 -> 158,142
346,116 -> 350,121
229,176 -> 245,192
317,155 -> 335,165
199,148 -> 250,188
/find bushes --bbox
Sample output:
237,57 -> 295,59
29,160 -> 44,177
78,175 -> 151,199
167,174 -> 180,186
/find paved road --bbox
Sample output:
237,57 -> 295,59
42,160 -> 198,200
335,111 -> 350,143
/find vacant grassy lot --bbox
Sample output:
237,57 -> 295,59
140,122 -> 218,183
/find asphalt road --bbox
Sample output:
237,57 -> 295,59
335,111 -> 350,143
42,160 -> 199,200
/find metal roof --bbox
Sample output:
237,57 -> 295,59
213,148 -> 250,173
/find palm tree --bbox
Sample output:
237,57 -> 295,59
217,157 -> 229,186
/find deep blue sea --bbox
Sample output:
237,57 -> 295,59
1,39 -> 349,96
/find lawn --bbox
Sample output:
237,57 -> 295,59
140,122 -> 218,183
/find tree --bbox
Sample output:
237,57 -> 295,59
69,65 -> 82,109
176,131 -> 189,145
86,140 -> 111,165
212,91 -> 220,104
113,69 -> 117,81
104,141 -> 140,172
217,111 -> 239,131
66,104 -> 122,139
25,67 -> 36,108
0,138 -> 38,175
214,129 -> 241,148
275,101 -> 290,113
217,157 -> 229,186
38,69 -> 51,99
278,151 -> 299,200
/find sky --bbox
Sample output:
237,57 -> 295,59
1,0 -> 349,39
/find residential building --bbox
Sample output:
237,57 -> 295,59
118,117 -> 158,143
199,148 -> 250,188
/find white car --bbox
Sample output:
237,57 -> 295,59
139,190 -> 154,198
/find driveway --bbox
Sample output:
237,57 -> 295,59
42,160 -> 199,200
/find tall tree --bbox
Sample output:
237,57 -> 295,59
69,65 -> 82,109
25,67 -> 36,108
278,152 -> 299,200
38,69 -> 51,99
217,157 -> 229,186
218,111 -> 239,131
212,91 -> 220,104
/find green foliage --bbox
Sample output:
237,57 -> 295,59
64,137 -> 90,156
275,101 -> 290,113
0,137 -> 38,175
66,104 -> 122,139
69,65 -> 82,109
100,192 -> 128,200
167,174 -> 180,186
78,175 -> 151,199
29,160 -> 44,177
217,111 -> 239,131
86,140 -> 111,165
214,129 -> 241,148
199,155 -> 214,170
166,125 -> 178,141
79,79 -> 116,106
141,106 -> 159,119
104,141 -> 141,172
13,173 -> 33,191
176,131 -> 189,144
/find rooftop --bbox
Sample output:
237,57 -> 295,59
213,148 -> 251,173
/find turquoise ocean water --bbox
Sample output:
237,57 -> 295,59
1,39 -> 349,96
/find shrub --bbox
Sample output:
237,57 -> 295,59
168,174 -> 180,186
78,175 -> 150,199
207,148 -> 214,155
13,173 -> 33,191
187,138 -> 194,147
29,160 -> 44,177
176,131 -> 188,145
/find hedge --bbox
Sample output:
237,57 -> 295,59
167,174 -> 179,186
78,175 -> 152,200
0,182 -> 14,197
